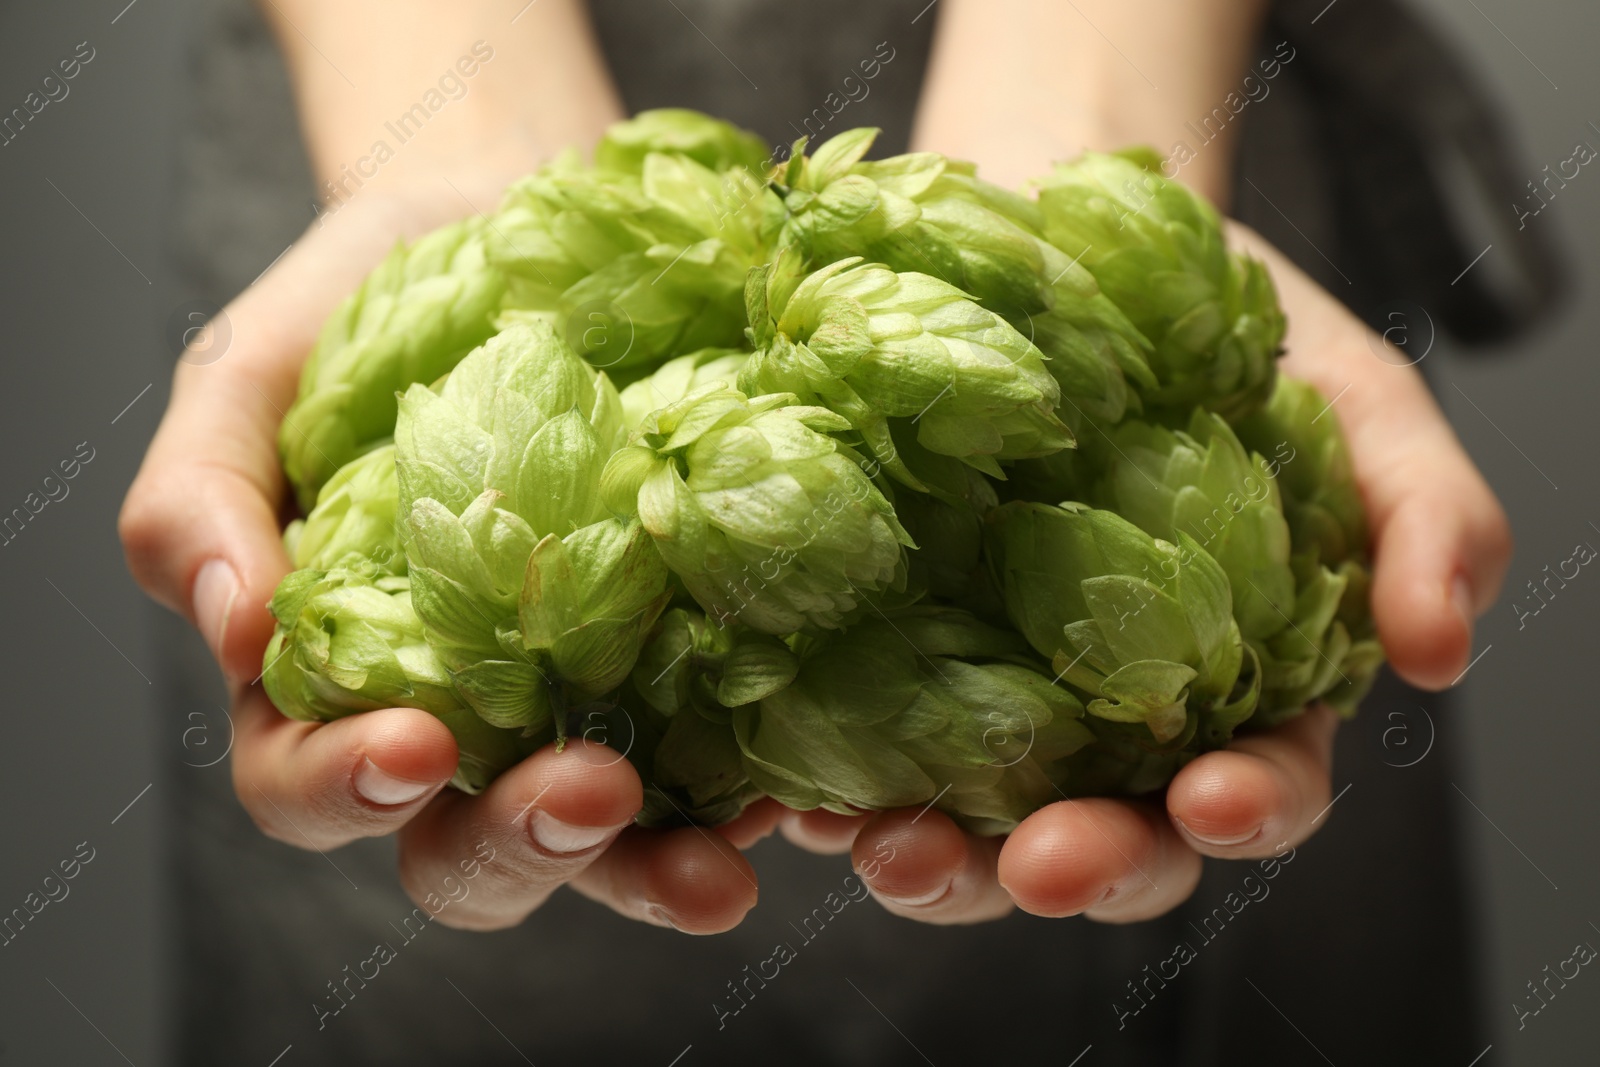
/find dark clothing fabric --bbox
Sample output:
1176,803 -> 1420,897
162,1 -> 1535,1063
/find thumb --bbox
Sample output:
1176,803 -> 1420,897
120,352 -> 297,688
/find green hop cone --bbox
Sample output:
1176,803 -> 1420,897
488,141 -> 776,374
741,253 -> 1072,486
594,108 -> 771,177
264,453 -> 526,792
774,127 -> 1156,427
986,500 -> 1257,752
776,128 -> 1052,318
729,608 -> 1095,835
601,385 -> 912,634
1233,376 -> 1369,565
282,216 -> 508,511
1036,149 -> 1285,421
1082,409 -> 1381,723
1087,411 -> 1296,643
1233,377 -> 1383,718
395,321 -> 672,735
263,567 -> 526,793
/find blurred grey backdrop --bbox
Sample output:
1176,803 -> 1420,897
0,1 -> 1595,1064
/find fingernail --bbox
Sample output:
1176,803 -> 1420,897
645,904 -> 682,931
1451,574 -> 1474,625
352,758 -> 438,806
871,879 -> 952,908
193,558 -> 239,662
1173,816 -> 1262,847
528,810 -> 619,855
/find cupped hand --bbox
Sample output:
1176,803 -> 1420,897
119,182 -> 765,934
781,225 -> 1512,925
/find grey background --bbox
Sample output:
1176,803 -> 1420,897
0,1 -> 1595,1064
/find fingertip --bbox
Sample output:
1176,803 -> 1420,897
1166,751 -> 1279,850
851,809 -> 964,906
1375,564 -> 1472,691
781,806 -> 868,855
642,828 -> 759,934
525,739 -> 645,832
1169,706 -> 1336,857
359,708 -> 460,778
714,798 -> 784,850
998,801 -> 1151,918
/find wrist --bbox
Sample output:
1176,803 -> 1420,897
262,1 -> 624,210
910,0 -> 1269,208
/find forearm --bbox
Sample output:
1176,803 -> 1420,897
911,0 -> 1271,205
259,0 -> 624,204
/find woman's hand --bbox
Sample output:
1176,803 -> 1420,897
781,226 -> 1512,925
119,174 -> 775,933
119,0 -> 772,936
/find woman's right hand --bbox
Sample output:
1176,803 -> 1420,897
119,184 -> 770,933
